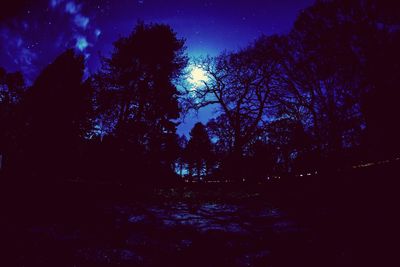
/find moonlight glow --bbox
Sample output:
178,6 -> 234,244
188,66 -> 209,87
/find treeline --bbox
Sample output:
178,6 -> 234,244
1,0 -> 399,184
1,23 -> 187,184
180,0 -> 400,181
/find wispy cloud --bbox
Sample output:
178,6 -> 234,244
0,0 -> 101,83
0,28 -> 38,82
74,14 -> 90,29
65,1 -> 79,14
51,0 -> 65,8
95,28 -> 101,38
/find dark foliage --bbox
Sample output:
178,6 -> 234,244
91,22 -> 187,184
184,0 -> 400,179
184,122 -> 214,180
20,49 -> 93,180
0,67 -> 25,174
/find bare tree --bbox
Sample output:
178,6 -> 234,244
184,36 -> 283,160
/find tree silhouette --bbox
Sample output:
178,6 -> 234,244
206,114 -> 235,155
0,67 -> 25,173
266,118 -> 310,173
355,1 -> 400,159
246,140 -> 278,181
282,2 -> 362,162
176,134 -> 188,178
185,122 -> 214,180
24,49 -> 92,179
93,22 -> 187,181
185,37 -> 283,179
285,0 -> 400,162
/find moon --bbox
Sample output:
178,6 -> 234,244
188,66 -> 209,87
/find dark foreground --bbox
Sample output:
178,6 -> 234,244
1,162 -> 398,266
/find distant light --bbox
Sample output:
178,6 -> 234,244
352,162 -> 375,169
299,174 -> 303,177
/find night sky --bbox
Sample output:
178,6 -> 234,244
0,0 -> 313,135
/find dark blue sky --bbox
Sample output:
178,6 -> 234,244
0,0 -> 313,135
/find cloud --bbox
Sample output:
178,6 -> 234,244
1,0 -> 100,83
75,35 -> 89,51
19,48 -> 38,82
74,14 -> 89,29
22,21 -> 29,30
0,23 -> 39,83
51,0 -> 65,8
16,37 -> 23,47
65,1 -> 78,14
16,48 -> 38,66
95,28 -> 101,38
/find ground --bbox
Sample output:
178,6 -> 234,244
2,162 -> 397,266
2,184 -> 356,267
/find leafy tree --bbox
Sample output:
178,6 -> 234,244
285,0 -> 400,161
355,2 -> 400,158
176,134 -> 188,177
185,122 -> 214,180
94,22 -> 187,178
246,140 -> 278,181
266,118 -> 311,173
24,49 -> 93,178
284,2 -> 362,158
